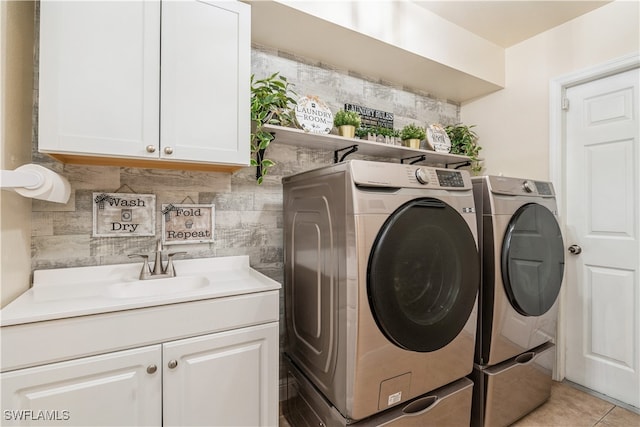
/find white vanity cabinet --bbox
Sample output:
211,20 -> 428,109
0,256 -> 281,426
38,0 -> 250,171
1,324 -> 277,426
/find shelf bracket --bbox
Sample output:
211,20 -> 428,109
255,132 -> 276,182
401,155 -> 426,165
333,145 -> 359,163
445,161 -> 472,169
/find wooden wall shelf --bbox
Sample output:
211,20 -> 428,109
262,124 -> 471,167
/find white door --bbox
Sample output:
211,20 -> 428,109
564,67 -> 640,408
0,345 -> 162,426
162,323 -> 279,427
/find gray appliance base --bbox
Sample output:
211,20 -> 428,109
284,354 -> 474,426
471,341 -> 555,427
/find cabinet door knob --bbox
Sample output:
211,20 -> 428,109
146,364 -> 157,374
164,146 -> 174,155
146,145 -> 157,153
168,359 -> 178,369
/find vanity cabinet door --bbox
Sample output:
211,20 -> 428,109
0,345 -> 162,426
162,322 -> 279,427
38,1 -> 161,159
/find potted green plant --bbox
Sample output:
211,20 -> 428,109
444,123 -> 483,174
400,124 -> 426,149
333,109 -> 361,138
251,72 -> 298,184
355,125 -> 371,139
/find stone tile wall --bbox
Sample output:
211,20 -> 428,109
31,44 -> 460,277
29,39 -> 460,393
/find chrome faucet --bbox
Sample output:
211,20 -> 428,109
129,240 -> 186,280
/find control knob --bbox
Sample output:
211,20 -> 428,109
523,180 -> 535,193
415,168 -> 429,185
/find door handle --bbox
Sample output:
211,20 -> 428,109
568,244 -> 582,255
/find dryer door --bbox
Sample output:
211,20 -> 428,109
367,197 -> 479,353
501,203 -> 565,316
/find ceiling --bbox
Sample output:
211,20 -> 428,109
412,1 -> 613,48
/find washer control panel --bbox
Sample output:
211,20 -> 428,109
348,161 -> 471,190
436,169 -> 465,188
414,168 -> 465,187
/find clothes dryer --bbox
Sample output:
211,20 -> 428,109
283,160 -> 480,422
472,176 -> 564,367
471,175 -> 564,427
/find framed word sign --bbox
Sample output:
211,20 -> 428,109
426,124 -> 452,153
161,204 -> 214,245
295,95 -> 333,134
344,103 -> 394,129
93,193 -> 156,237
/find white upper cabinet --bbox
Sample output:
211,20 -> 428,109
38,1 -> 161,159
161,1 -> 250,165
38,0 -> 250,170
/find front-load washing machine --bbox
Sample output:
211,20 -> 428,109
471,175 -> 565,427
283,160 -> 480,422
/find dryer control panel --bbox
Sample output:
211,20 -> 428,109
483,175 -> 556,197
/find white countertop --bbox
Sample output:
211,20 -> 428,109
0,256 -> 281,327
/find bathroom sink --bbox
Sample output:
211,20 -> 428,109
0,256 -> 282,326
107,275 -> 210,299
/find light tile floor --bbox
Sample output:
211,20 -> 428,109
279,381 -> 640,426
513,381 -> 639,427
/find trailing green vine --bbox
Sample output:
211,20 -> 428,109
250,73 -> 298,184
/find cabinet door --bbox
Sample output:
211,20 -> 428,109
38,1 -> 160,158
163,323 -> 278,427
0,345 -> 162,426
161,0 -> 250,165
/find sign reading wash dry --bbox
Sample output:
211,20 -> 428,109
93,193 -> 156,237
161,204 -> 214,245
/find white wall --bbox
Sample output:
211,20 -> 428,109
461,0 -> 640,180
0,1 -> 35,307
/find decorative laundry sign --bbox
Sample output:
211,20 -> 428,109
93,193 -> 156,237
161,204 -> 214,245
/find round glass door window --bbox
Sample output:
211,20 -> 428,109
367,198 -> 479,352
501,203 -> 565,316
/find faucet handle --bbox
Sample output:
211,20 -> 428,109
167,251 -> 187,257
164,252 -> 187,277
128,254 -> 152,279
128,253 -> 149,262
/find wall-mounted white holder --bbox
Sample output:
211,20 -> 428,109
0,164 -> 71,204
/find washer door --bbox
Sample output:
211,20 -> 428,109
501,203 -> 565,316
367,197 -> 479,353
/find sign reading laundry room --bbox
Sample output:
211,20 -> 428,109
92,192 -> 155,237
295,95 -> 333,134
161,203 -> 214,245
